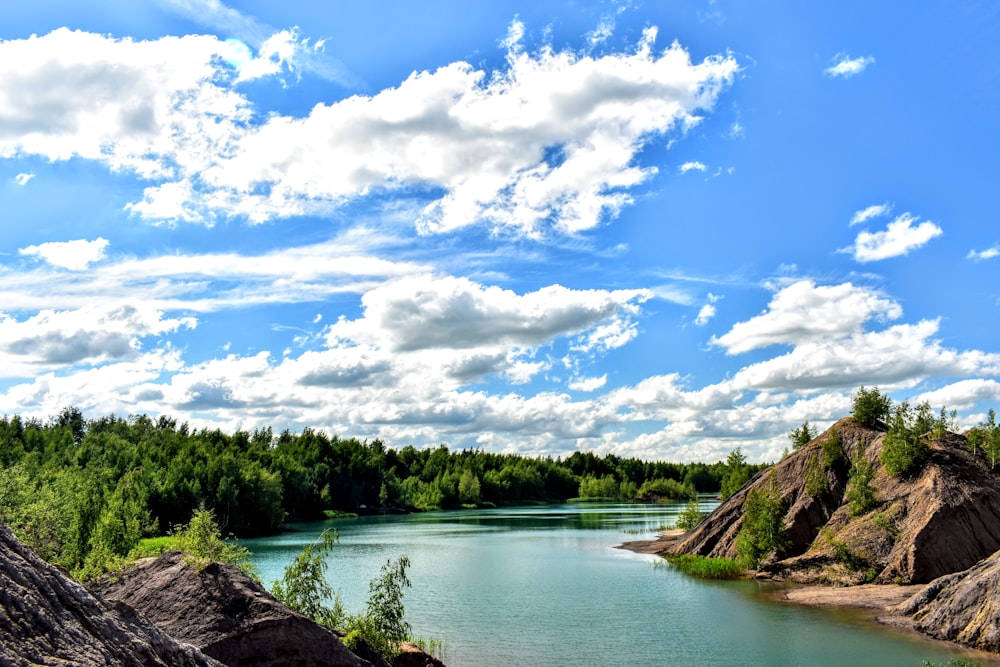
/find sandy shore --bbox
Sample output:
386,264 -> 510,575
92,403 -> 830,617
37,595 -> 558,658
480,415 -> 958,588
615,529 -> 683,554
776,583 -> 923,609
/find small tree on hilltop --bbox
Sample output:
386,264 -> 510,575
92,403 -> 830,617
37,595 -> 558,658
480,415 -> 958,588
720,448 -> 751,500
851,386 -> 893,429
788,421 -> 818,450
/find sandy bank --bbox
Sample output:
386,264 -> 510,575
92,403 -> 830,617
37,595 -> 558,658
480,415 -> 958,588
615,529 -> 683,554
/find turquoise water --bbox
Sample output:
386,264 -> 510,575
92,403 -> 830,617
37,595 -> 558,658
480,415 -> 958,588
242,503 -> 986,666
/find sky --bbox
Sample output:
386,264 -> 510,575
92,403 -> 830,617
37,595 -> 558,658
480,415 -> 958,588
1,0 -> 998,463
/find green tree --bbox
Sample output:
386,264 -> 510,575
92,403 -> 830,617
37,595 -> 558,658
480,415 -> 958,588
735,472 -> 787,568
804,455 -> 827,497
349,555 -> 413,658
720,449 -> 751,500
457,469 -> 481,505
675,498 -> 704,531
845,452 -> 877,516
788,421 -> 817,450
851,386 -> 892,429
880,402 -> 930,477
271,529 -> 344,628
968,409 -> 1000,468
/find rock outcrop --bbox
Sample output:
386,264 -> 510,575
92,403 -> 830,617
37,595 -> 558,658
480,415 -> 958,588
90,550 -> 370,667
893,548 -> 1000,653
665,419 -> 1000,584
0,522 -> 221,667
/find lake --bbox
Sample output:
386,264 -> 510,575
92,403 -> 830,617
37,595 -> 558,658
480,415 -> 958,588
242,502 -> 985,666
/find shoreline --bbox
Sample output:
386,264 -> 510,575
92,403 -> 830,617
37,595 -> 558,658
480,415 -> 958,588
617,533 -> 1000,665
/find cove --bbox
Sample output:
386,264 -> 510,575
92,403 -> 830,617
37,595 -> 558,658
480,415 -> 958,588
242,503 -> 979,666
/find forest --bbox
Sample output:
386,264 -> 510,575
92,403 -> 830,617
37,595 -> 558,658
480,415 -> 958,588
0,408 -> 764,579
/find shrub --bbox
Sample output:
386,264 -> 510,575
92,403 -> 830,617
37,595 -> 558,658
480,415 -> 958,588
735,472 -> 787,569
804,455 -> 827,497
851,386 -> 892,429
271,529 -> 344,628
845,452 -> 877,516
821,428 -> 846,469
788,421 -> 817,450
880,402 -> 930,477
174,504 -> 257,579
674,498 -> 704,531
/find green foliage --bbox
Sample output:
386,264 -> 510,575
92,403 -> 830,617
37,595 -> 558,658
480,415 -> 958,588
174,505 -> 257,579
880,402 -> 931,477
635,477 -> 696,502
804,455 -> 827,497
735,472 -> 787,569
345,555 -> 413,659
845,452 -> 877,516
664,554 -> 743,580
675,498 -> 705,531
851,385 -> 892,429
788,421 -> 817,450
271,529 -> 344,628
821,428 -> 846,469
720,448 -> 751,501
967,409 -> 1000,467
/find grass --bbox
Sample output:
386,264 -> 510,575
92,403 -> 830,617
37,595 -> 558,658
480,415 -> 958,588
130,535 -> 179,558
663,554 -> 744,580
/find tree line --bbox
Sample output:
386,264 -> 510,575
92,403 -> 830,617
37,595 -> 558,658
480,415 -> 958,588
0,408 -> 760,578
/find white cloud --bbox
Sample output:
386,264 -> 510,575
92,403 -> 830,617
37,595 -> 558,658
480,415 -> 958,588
968,245 -> 1000,261
847,212 -> 943,262
694,292 -> 721,326
850,202 -> 891,226
586,16 -> 616,46
569,374 -> 607,392
19,238 -> 109,270
0,304 -> 195,376
711,280 -> 902,354
679,161 -> 707,173
825,53 -> 875,78
14,172 -> 33,186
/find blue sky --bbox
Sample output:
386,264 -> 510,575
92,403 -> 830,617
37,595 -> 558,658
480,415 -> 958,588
1,0 -> 997,462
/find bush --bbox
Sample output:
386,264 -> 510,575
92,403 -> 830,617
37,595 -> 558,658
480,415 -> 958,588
735,472 -> 787,569
271,529 -> 344,628
821,428 -> 846,469
174,504 -> 257,579
845,453 -> 877,516
788,421 -> 817,450
674,498 -> 704,531
851,386 -> 892,429
880,402 -> 930,477
804,455 -> 827,497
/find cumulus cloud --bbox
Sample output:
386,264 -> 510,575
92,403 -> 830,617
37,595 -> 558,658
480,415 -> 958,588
679,161 -> 707,173
0,304 -> 195,376
825,53 -> 875,78
850,202 -> 891,226
694,293 -> 720,326
846,212 -> 943,262
711,280 -> 902,355
0,25 -> 737,234
14,172 -> 33,186
968,245 -> 1000,261
19,238 -> 109,270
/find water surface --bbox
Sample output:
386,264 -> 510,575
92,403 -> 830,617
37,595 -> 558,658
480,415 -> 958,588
243,503 -> 986,666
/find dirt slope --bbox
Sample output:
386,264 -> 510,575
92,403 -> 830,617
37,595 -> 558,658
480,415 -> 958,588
664,419 -> 1000,585
0,523 -> 221,667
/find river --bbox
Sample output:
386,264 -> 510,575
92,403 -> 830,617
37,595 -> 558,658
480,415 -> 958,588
241,502 -> 985,666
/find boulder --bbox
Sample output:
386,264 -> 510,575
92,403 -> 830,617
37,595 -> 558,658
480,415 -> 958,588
91,550 -> 370,667
893,548 -> 1000,652
0,522 -> 221,667
665,419 -> 1000,584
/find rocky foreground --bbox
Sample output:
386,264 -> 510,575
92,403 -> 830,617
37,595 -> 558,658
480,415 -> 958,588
625,418 -> 1000,655
0,522 -> 443,666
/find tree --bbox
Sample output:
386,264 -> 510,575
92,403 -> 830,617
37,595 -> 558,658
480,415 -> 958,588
174,504 -> 257,578
271,529 -> 343,628
735,472 -> 787,569
969,409 -> 1000,468
348,555 -> 413,658
880,402 -> 930,477
720,449 -> 751,500
458,469 -> 481,505
788,421 -> 817,450
675,498 -> 704,531
851,386 -> 892,429
804,454 -> 827,497
845,452 -> 877,516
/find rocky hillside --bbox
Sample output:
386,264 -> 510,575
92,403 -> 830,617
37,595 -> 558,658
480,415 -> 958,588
0,522 -> 221,667
665,418 -> 1000,584
893,548 -> 1000,653
90,550 -> 371,667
